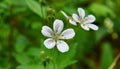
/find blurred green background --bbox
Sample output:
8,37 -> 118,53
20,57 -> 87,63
0,0 -> 120,69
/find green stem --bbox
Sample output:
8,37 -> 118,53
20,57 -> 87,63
43,66 -> 46,69
51,59 -> 56,69
8,4 -> 15,69
51,48 -> 56,69
108,52 -> 120,69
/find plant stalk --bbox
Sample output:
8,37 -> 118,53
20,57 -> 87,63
108,52 -> 120,69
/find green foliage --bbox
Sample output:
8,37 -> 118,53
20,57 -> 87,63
95,27 -> 107,42
25,0 -> 47,18
17,64 -> 44,69
14,35 -> 28,53
89,3 -> 115,17
0,0 -> 120,69
100,42 -> 114,69
54,43 -> 77,69
39,40 -> 77,69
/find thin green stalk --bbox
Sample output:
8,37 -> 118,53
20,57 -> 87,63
51,59 -> 56,69
51,48 -> 56,69
43,66 -> 46,69
108,52 -> 120,69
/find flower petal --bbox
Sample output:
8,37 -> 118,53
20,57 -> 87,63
53,19 -> 64,34
41,26 -> 53,37
69,19 -> 77,26
81,24 -> 90,31
86,24 -> 99,30
78,8 -> 85,19
61,11 -> 69,19
72,14 -> 80,22
44,38 -> 55,49
57,40 -> 69,53
84,15 -> 96,24
60,28 -> 75,39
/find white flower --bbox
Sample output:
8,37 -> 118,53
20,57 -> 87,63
72,8 -> 99,31
41,19 -> 75,53
61,11 -> 77,26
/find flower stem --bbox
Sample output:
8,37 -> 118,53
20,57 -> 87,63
51,59 -> 56,69
51,48 -> 56,69
43,66 -> 46,69
108,52 -> 120,69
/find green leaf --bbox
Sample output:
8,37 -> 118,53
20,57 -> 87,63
74,29 -> 96,58
89,3 -> 115,17
25,0 -> 46,18
84,58 -> 96,69
14,53 -> 30,65
17,64 -> 44,69
14,35 -> 28,53
0,67 -> 7,69
31,22 -> 42,29
53,43 -> 77,69
5,0 -> 26,6
95,27 -> 107,43
100,42 -> 114,69
40,40 -> 77,69
27,47 -> 41,58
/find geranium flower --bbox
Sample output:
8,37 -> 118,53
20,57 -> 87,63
61,11 -> 77,26
72,8 -> 99,30
41,19 -> 75,53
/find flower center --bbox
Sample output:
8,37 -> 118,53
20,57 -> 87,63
79,19 -> 84,24
53,34 -> 60,40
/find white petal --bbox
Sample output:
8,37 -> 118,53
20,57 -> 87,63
60,28 -> 75,39
57,40 -> 69,53
81,24 -> 90,31
78,8 -> 85,19
86,24 -> 99,30
53,19 -> 64,34
72,14 -> 80,22
61,11 -> 69,19
69,19 -> 77,26
84,15 -> 96,24
41,26 -> 53,37
44,38 -> 55,49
